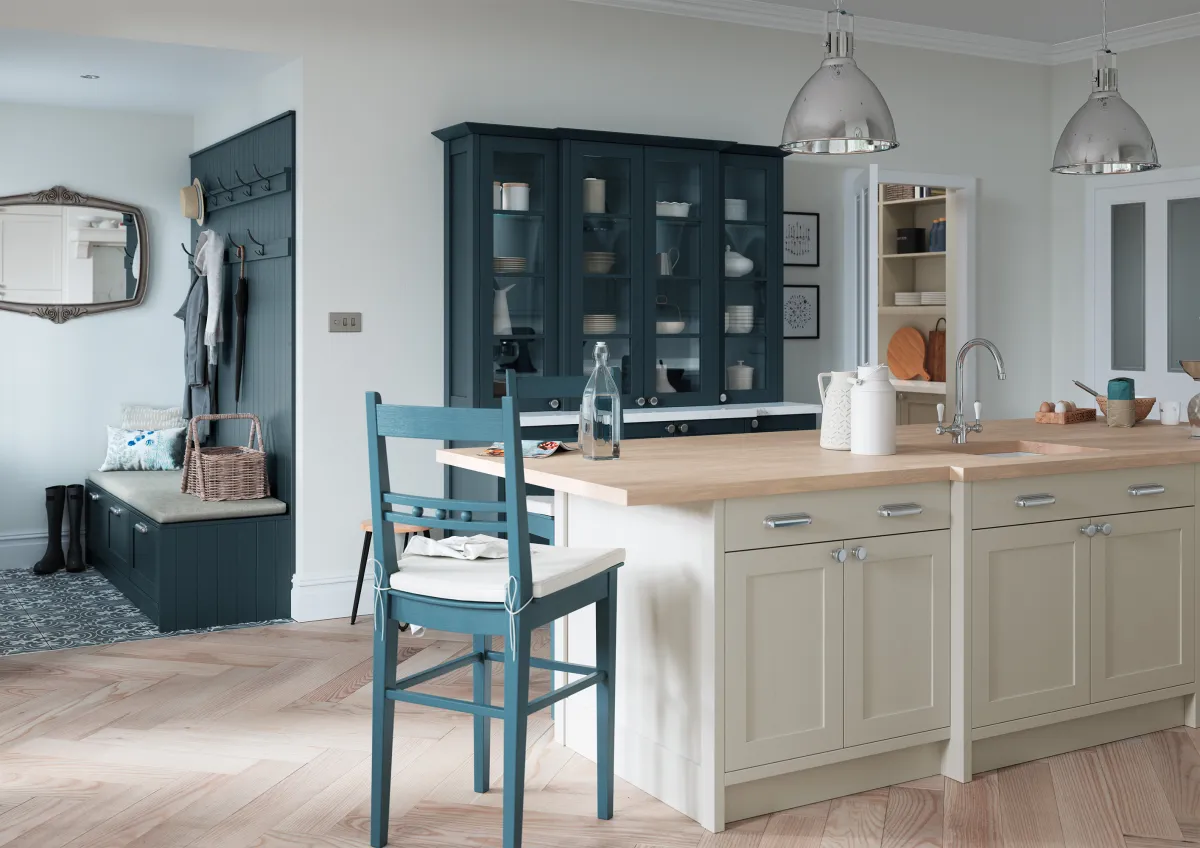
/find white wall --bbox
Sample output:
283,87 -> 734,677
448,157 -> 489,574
2,0 -> 1057,616
0,101 -> 192,566
1049,38 -> 1200,400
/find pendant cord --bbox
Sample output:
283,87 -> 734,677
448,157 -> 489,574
1101,0 -> 1109,51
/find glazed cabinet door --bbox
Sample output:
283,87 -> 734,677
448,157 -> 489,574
843,530 -> 950,747
564,140 -> 645,404
725,543 -> 843,770
1090,507 -> 1195,702
643,147 -> 719,409
972,520 -> 1091,727
478,135 -> 559,410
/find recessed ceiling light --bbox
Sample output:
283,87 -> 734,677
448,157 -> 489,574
80,74 -> 100,80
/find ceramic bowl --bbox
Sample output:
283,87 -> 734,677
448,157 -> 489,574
656,201 -> 691,218
656,321 -> 686,335
724,199 -> 748,221
1180,360 -> 1200,380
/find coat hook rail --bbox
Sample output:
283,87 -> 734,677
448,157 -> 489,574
233,169 -> 252,197
252,163 -> 271,190
246,229 -> 266,256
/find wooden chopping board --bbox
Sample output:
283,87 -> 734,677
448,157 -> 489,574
887,327 -> 930,381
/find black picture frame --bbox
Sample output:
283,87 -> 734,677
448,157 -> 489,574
784,211 -> 819,266
783,285 -> 819,339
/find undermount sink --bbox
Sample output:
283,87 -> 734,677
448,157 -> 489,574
933,440 -> 1109,458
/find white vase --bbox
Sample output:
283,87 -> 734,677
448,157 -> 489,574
493,284 -> 516,335
850,364 -> 897,456
817,370 -> 855,451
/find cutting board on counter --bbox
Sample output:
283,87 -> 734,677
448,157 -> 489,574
887,327 -> 930,381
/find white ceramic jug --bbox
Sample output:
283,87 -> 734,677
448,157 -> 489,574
850,364 -> 897,456
817,370 -> 855,451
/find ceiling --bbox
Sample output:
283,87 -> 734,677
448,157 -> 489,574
766,0 -> 1200,45
0,29 -> 290,114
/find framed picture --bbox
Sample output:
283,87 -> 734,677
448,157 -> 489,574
783,285 -> 819,339
784,212 -> 819,266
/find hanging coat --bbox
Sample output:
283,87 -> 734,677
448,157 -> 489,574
174,230 -> 224,442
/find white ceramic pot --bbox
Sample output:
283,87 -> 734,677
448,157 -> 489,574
502,182 -> 530,212
726,360 -> 754,391
724,198 -> 748,221
583,178 -> 606,214
850,364 -> 897,456
817,370 -> 855,451
724,245 -> 754,278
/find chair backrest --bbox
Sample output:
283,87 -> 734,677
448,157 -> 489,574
508,369 -> 623,418
365,372 -> 535,604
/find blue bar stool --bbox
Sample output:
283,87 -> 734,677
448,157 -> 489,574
365,373 -> 623,848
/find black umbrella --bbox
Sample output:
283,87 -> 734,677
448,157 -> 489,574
233,245 -> 249,403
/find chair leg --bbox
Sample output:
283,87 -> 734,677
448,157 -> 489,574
502,618 -> 532,848
596,569 -> 618,821
351,531 -> 373,625
370,615 -> 399,847
473,634 -> 492,794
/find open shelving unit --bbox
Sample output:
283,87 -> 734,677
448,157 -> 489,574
876,184 -> 956,424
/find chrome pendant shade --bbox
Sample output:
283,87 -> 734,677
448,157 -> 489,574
781,5 -> 898,154
1052,1 -> 1159,174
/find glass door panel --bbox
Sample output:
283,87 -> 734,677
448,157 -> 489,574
645,148 -> 718,407
1110,203 -> 1145,372
567,142 -> 645,405
1168,198 -> 1200,370
480,137 -> 558,409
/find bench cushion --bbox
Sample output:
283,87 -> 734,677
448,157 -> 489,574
88,471 -> 287,525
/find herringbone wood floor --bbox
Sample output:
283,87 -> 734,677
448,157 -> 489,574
2,620 -> 1200,847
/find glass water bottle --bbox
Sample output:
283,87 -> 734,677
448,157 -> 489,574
580,342 -> 621,461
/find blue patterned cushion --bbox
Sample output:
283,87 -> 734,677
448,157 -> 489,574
99,426 -> 186,472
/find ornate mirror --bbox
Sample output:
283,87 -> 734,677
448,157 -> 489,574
0,186 -> 149,323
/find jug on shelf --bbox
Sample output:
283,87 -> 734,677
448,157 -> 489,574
817,370 -> 855,451
850,364 -> 897,456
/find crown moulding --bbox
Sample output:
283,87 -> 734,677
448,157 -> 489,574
564,0 -> 1200,66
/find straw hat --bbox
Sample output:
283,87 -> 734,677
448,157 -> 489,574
179,178 -> 205,225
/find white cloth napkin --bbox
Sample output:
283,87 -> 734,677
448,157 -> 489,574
403,534 -> 508,560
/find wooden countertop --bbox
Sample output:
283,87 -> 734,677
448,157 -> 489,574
436,419 -> 1200,507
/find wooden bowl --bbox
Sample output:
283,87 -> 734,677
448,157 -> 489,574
1096,396 -> 1156,422
1180,360 -> 1200,380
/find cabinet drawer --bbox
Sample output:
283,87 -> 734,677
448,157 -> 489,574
725,483 -> 950,552
972,465 -> 1195,529
128,514 -> 160,593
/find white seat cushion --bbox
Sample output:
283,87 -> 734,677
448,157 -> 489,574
388,544 -> 624,604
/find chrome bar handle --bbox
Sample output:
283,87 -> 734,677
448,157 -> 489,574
109,506 -> 123,516
1128,484 -> 1166,497
878,503 -> 923,518
1015,493 -> 1056,508
88,492 -> 101,502
134,522 -> 149,534
763,513 -> 813,530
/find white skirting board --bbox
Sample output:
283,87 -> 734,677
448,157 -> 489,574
291,571 -> 368,622
0,531 -> 73,570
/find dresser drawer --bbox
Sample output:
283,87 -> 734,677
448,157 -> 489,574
725,483 -> 951,552
972,464 -> 1195,529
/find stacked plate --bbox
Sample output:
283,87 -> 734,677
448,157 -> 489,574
583,252 -> 616,274
894,292 -> 922,307
583,314 -> 617,335
725,305 -> 755,334
920,291 -> 947,306
494,256 -> 528,274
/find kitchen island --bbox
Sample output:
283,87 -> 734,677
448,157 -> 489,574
438,420 -> 1200,831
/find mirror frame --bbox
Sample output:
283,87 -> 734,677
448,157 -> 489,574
0,185 -> 150,324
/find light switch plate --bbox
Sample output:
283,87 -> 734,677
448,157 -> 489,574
329,312 -> 362,333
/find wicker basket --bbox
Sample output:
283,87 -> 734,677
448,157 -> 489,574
182,413 -> 271,502
883,184 -> 916,202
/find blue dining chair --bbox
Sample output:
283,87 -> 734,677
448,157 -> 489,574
365,374 -> 623,848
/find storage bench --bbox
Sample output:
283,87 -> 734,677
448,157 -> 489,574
85,471 -> 292,631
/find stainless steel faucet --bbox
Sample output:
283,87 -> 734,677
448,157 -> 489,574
936,338 -> 1007,444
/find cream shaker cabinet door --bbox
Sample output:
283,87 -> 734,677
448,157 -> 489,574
844,530 -> 950,747
972,520 -> 1091,727
1090,507 -> 1195,702
725,544 -> 843,771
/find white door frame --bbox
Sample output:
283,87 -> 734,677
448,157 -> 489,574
1084,164 -> 1200,405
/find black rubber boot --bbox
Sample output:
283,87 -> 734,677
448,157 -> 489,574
32,486 -> 67,575
65,484 -> 85,573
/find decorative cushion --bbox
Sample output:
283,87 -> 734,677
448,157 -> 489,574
121,404 -> 187,430
99,426 -> 186,472
388,543 -> 624,603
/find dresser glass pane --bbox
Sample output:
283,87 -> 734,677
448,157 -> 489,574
1110,202 -> 1145,372
1168,197 -> 1200,372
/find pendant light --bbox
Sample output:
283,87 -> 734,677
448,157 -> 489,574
780,0 -> 898,154
1052,0 -> 1158,174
